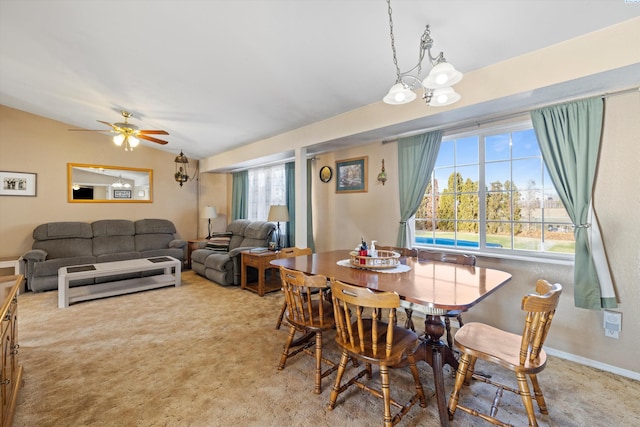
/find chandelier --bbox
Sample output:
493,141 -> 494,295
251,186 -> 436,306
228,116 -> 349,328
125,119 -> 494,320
383,0 -> 463,107
112,175 -> 131,188
174,150 -> 199,187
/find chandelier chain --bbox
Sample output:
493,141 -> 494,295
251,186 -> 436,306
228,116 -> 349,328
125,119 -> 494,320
387,0 -> 401,82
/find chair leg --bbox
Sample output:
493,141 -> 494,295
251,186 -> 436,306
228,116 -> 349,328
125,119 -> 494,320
407,353 -> 427,408
380,365 -> 392,427
444,316 -> 453,349
277,325 -> 296,370
404,308 -> 415,331
275,300 -> 287,330
457,313 -> 464,327
328,351 -> 350,410
516,371 -> 538,427
314,331 -> 323,394
448,352 -> 471,420
528,373 -> 549,415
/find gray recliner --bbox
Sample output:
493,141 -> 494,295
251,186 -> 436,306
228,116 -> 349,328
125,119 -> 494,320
191,219 -> 275,286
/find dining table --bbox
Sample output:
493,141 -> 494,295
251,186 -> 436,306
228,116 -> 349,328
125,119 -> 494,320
270,249 -> 512,427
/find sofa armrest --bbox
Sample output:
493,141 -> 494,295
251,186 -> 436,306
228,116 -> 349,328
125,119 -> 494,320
23,249 -> 47,262
169,239 -> 187,249
227,246 -> 257,258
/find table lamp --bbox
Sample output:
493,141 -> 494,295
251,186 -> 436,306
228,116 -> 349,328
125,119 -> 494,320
201,206 -> 217,239
267,205 -> 289,250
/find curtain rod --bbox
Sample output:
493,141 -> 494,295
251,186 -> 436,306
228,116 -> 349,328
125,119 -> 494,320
383,86 -> 639,143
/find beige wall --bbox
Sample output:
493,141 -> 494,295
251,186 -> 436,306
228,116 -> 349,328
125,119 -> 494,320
0,106 -> 199,255
307,92 -> 640,375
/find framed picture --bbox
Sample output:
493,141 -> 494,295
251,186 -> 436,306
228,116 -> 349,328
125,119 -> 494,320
335,156 -> 368,193
113,189 -> 132,199
0,171 -> 37,196
319,165 -> 333,183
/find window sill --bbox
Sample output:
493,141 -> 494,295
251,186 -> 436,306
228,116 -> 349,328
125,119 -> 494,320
413,245 -> 574,266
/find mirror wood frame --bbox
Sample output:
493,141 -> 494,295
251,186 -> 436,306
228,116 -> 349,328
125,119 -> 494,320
67,163 -> 153,203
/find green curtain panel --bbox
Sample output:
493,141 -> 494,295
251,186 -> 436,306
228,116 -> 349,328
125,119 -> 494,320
396,130 -> 443,248
531,97 -> 616,309
231,170 -> 248,220
285,162 -> 295,247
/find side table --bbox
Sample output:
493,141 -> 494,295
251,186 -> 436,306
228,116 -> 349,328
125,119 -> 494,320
186,239 -> 205,270
240,250 -> 280,296
0,256 -> 25,294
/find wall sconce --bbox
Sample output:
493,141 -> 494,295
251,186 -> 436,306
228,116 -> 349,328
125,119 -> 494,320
174,150 -> 199,187
377,159 -> 387,185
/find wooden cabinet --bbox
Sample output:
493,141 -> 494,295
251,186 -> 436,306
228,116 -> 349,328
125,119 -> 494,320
0,275 -> 22,427
240,251 -> 280,296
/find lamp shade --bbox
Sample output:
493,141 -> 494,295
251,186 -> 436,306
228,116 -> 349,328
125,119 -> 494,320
428,87 -> 461,107
422,62 -> 463,89
383,83 -> 417,105
268,205 -> 289,222
201,206 -> 217,219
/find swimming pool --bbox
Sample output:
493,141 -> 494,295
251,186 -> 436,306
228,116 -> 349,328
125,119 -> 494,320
415,237 -> 502,248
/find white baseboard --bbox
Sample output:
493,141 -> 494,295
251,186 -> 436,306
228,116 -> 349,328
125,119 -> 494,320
407,312 -> 639,381
544,347 -> 640,381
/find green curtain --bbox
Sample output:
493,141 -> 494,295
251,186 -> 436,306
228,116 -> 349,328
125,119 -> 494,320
285,162 -> 295,247
306,158 -> 315,252
396,130 -> 443,247
231,170 -> 248,220
531,97 -> 615,309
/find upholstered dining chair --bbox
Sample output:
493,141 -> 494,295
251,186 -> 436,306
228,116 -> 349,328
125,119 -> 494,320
447,279 -> 562,427
274,247 -> 313,329
413,249 -> 477,347
277,266 -> 338,394
328,279 -> 426,427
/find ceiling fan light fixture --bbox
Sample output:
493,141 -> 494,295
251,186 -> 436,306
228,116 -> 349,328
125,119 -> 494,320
128,135 -> 139,148
113,134 -> 125,146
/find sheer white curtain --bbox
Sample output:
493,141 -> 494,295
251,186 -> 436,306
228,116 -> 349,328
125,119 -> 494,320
247,164 -> 287,240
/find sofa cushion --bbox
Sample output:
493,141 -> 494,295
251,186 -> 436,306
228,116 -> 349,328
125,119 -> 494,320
92,220 -> 135,237
239,222 -> 274,248
135,219 -> 177,235
226,219 -> 251,250
205,232 -> 233,252
33,222 -> 93,241
33,238 -> 93,260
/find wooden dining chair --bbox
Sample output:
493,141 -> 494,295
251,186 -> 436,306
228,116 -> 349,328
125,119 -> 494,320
328,279 -> 426,427
448,279 -> 562,427
374,245 -> 418,330
274,247 -> 313,329
413,249 -> 477,347
277,266 -> 338,394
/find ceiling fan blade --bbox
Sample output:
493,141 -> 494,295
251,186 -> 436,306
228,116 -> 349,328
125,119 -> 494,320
138,130 -> 169,135
96,120 -> 117,129
138,134 -> 169,145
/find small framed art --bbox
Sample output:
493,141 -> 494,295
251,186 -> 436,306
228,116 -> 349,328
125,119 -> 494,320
113,189 -> 132,199
319,166 -> 333,183
335,156 -> 368,193
0,171 -> 37,196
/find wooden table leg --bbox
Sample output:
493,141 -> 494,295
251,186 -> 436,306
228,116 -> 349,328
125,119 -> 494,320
410,315 -> 459,427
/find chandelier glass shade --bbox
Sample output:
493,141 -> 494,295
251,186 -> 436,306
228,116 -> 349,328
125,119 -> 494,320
113,134 -> 139,151
383,0 -> 463,107
112,175 -> 131,188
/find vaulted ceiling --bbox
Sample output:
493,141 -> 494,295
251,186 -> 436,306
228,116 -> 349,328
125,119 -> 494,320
1,1 -> 639,165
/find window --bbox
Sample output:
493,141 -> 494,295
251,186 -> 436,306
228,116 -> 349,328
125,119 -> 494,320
247,164 -> 287,241
414,122 -> 574,257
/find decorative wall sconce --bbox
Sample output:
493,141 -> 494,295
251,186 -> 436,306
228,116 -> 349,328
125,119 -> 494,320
377,159 -> 387,185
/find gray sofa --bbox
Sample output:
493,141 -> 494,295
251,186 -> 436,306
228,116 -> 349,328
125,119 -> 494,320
23,219 -> 187,292
191,219 -> 275,286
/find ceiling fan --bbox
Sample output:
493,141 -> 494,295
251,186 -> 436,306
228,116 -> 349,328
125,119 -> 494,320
69,110 -> 169,151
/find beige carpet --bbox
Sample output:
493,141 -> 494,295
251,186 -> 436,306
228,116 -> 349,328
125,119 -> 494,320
13,271 -> 640,426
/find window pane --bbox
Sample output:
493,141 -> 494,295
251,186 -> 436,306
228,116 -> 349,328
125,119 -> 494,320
456,136 -> 479,164
486,133 -> 511,161
437,141 -> 454,166
513,223 -> 543,251
457,165 -> 478,184
512,129 -> 540,158
486,161 -> 510,186
485,222 -> 511,249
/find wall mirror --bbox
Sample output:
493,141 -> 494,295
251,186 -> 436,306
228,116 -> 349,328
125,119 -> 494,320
67,163 -> 153,203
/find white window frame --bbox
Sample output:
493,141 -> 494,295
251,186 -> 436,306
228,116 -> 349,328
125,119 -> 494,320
412,120 -> 574,263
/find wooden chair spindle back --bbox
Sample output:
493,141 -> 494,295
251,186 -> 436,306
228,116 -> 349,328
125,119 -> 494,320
519,279 -> 562,365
